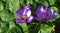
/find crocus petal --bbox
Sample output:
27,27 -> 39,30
50,8 -> 54,14
35,16 -> 40,21
16,6 -> 24,19
25,4 -> 31,10
46,8 -> 54,19
16,18 -> 26,23
47,8 -> 54,14
36,6 -> 47,18
40,6 -> 47,12
23,4 -> 31,17
26,16 -> 33,23
53,12 -> 58,18
26,10 -> 31,17
36,10 -> 46,19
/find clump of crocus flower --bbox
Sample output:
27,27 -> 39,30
16,4 -> 58,23
35,5 -> 58,22
16,5 -> 33,23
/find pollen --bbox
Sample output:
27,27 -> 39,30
40,14 -> 44,19
22,16 -> 26,20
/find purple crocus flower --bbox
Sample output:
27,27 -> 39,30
35,5 -> 58,22
46,8 -> 58,20
16,5 -> 33,23
35,6 -> 47,21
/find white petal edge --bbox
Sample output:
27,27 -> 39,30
40,6 -> 46,12
41,6 -> 44,12
26,10 -> 31,17
28,16 -> 33,21
50,8 -> 54,14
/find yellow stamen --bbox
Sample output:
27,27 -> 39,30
22,16 -> 26,20
40,14 -> 44,19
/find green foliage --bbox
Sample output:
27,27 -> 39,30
28,22 -> 40,33
38,24 -> 55,33
48,0 -> 56,5
27,0 -> 33,4
19,0 -> 25,6
34,0 -> 49,7
0,1 -> 4,11
0,22 -> 9,33
7,22 -> 22,33
7,27 -> 22,33
6,0 -> 20,14
0,22 -> 23,33
18,23 -> 29,33
0,10 -> 15,22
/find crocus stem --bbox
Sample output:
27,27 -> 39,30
19,23 -> 29,33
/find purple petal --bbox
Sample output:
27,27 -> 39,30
35,16 -> 40,21
16,18 -> 26,23
23,4 -> 31,17
35,16 -> 47,21
46,8 -> 54,15
53,12 -> 58,18
26,16 -> 33,23
36,11 -> 46,19
25,4 -> 31,10
16,6 -> 24,19
36,6 -> 47,18
46,8 -> 54,19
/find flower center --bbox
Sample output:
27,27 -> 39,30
22,16 -> 26,20
46,14 -> 50,18
40,14 -> 44,19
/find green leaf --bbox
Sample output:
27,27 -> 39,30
38,24 -> 55,33
34,0 -> 39,2
19,23 -> 29,33
28,22 -> 39,33
34,0 -> 49,7
0,22 -> 9,33
0,10 -> 15,22
7,27 -> 22,33
41,1 -> 49,7
0,21 -> 22,33
28,22 -> 38,28
0,28 -> 2,33
0,1 -> 4,11
7,22 -> 22,33
48,0 -> 56,5
19,0 -> 25,6
9,22 -> 15,29
6,0 -> 20,14
27,0 -> 33,4
1,0 -> 7,2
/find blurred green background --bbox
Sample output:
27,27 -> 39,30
0,0 -> 60,33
